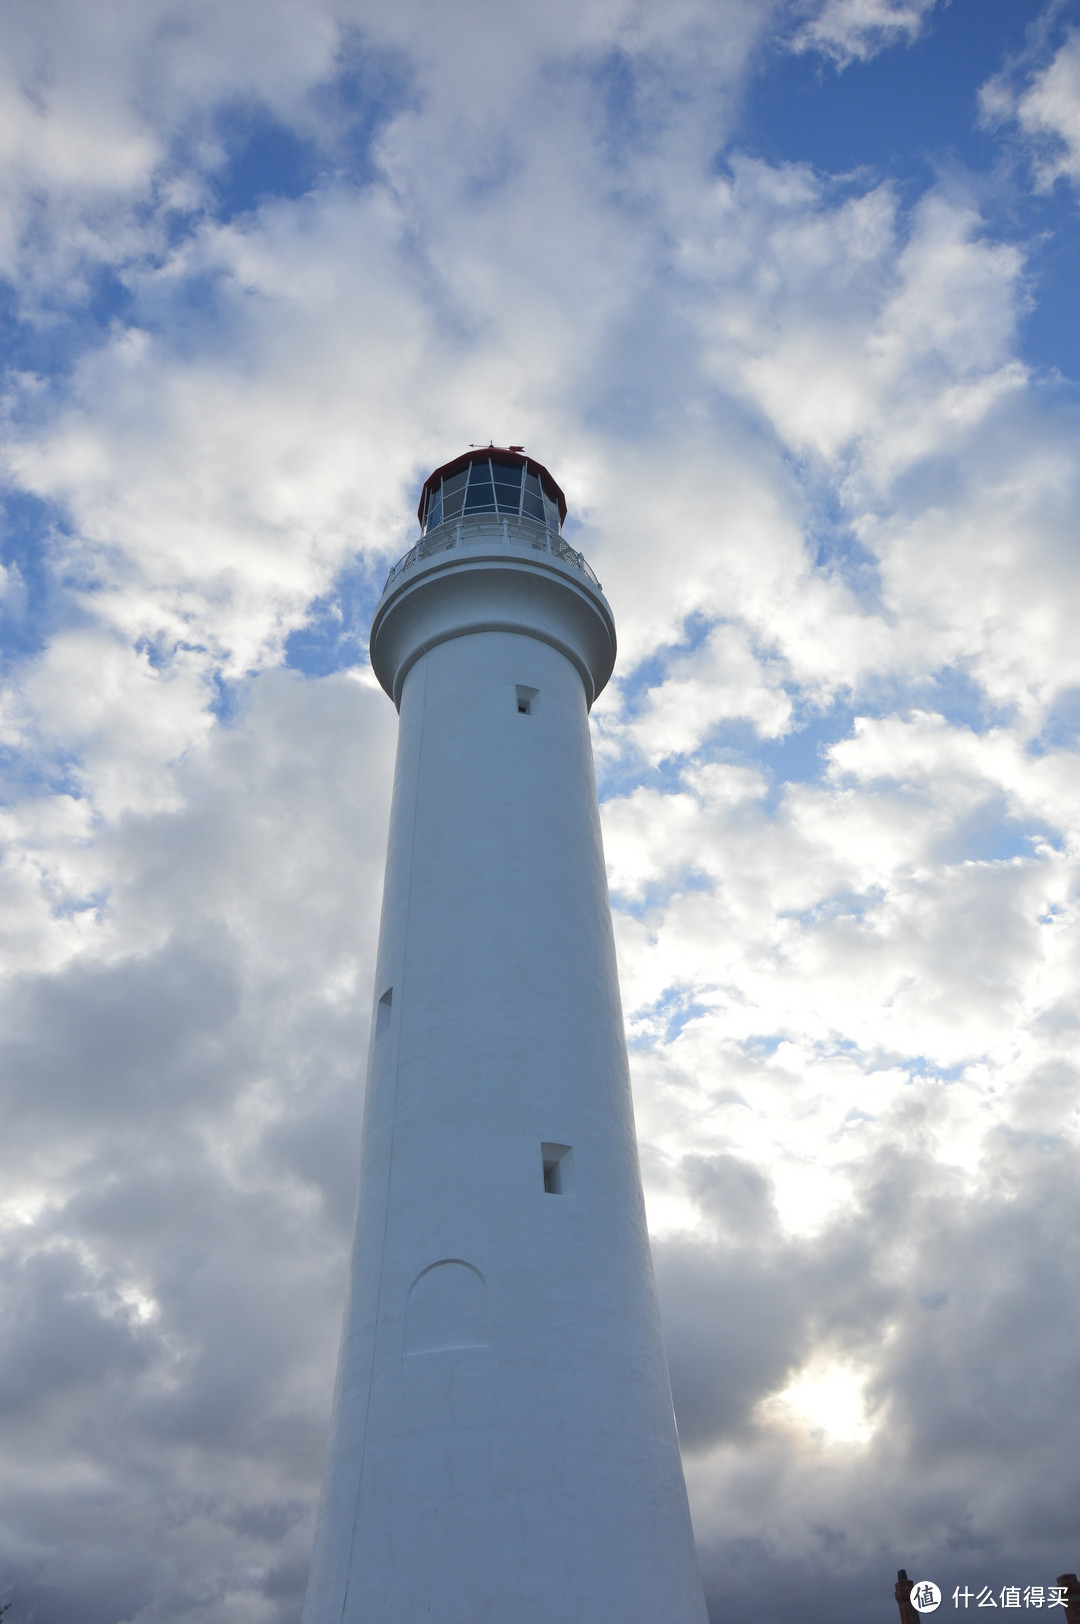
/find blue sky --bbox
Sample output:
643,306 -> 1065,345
741,1 -> 1080,378
2,3 -> 1080,1622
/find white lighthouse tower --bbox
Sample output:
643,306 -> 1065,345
302,449 -> 708,1624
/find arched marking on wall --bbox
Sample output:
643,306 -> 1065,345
403,1259 -> 488,1356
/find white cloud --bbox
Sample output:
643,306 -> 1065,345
0,667 -> 396,1619
790,0 -> 939,64
0,1 -> 1078,1620
982,26 -> 1080,192
684,167 -> 1027,484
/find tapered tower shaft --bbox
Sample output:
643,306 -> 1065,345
303,452 -> 707,1624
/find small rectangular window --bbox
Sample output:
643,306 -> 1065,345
541,1143 -> 573,1194
376,987 -> 393,1037
516,685 -> 538,715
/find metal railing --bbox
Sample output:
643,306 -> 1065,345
382,514 -> 602,593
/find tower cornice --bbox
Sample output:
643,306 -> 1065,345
370,517 -> 616,709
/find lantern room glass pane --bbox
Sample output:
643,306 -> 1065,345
464,460 -> 496,511
440,468 -> 467,522
493,465 -> 523,514
522,471 -> 544,522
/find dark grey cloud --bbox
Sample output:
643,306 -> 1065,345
654,1132 -> 1080,1623
0,669 -> 394,1622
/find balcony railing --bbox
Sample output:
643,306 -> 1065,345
382,514 -> 602,593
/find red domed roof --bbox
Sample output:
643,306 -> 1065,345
418,447 -> 567,525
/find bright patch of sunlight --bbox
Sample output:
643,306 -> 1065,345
642,1185 -> 702,1237
762,1358 -> 875,1446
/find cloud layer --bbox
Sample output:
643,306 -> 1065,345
2,2 -> 1079,1620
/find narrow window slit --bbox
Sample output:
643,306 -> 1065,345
516,685 -> 538,716
376,987 -> 393,1037
541,1143 -> 573,1194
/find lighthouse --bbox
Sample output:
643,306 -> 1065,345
301,449 -> 708,1624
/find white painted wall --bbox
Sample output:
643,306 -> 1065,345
302,523 -> 708,1624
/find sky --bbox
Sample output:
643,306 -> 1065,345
1,1 -> 1080,1620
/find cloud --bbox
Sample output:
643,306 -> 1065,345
789,0 -> 940,65
0,667 -> 395,1618
981,24 -> 1080,193
0,1 -> 1079,1620
676,1129 -> 1080,1621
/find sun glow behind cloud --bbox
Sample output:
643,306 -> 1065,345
764,1358 -> 876,1447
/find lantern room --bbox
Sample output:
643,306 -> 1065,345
418,448 -> 567,535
